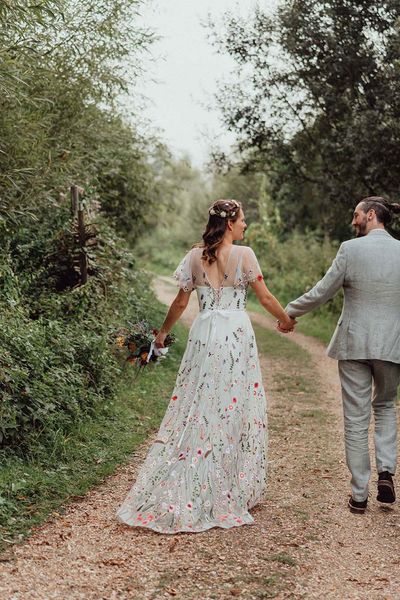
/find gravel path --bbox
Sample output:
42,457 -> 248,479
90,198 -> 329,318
0,277 -> 399,599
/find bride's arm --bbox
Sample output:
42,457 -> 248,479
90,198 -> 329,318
250,279 -> 295,330
154,289 -> 192,347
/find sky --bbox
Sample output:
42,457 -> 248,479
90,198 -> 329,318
135,0 -> 278,168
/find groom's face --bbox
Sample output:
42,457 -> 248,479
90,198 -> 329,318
352,203 -> 369,237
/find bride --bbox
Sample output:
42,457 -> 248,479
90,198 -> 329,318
116,199 -> 294,533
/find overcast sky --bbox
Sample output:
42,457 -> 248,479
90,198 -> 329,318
135,0 -> 278,168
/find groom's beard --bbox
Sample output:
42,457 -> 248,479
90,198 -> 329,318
354,217 -> 368,237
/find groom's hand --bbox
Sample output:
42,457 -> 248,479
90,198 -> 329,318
276,315 -> 296,333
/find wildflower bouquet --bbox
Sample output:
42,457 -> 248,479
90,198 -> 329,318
114,321 -> 175,370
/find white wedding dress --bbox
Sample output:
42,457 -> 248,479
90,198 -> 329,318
116,245 -> 268,533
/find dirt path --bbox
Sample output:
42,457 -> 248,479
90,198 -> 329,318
1,277 -> 399,599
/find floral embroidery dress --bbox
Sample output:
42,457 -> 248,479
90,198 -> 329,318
116,245 -> 268,533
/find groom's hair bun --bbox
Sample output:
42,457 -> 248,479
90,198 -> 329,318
360,196 -> 400,226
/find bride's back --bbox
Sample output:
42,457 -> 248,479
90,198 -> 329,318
175,245 -> 263,292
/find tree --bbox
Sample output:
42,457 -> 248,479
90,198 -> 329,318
212,0 -> 400,238
0,0 -> 155,236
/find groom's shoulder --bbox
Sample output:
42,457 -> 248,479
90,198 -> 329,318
337,238 -> 356,255
336,237 -> 372,260
340,238 -> 360,250
339,232 -> 400,258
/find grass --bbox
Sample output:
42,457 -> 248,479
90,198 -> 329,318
292,509 -> 310,521
296,312 -> 338,344
139,243 -> 186,278
144,260 -> 172,277
298,408 -> 329,423
252,323 -> 319,399
268,553 -> 297,566
0,322 -> 188,552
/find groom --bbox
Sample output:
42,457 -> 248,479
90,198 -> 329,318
279,197 -> 400,513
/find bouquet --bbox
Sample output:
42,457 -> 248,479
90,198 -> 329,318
114,321 -> 175,372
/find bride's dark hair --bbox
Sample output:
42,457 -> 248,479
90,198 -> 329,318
197,199 -> 242,264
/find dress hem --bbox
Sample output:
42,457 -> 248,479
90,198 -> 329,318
115,512 -> 256,535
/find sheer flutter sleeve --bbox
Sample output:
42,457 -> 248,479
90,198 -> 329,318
242,247 -> 264,284
173,250 -> 195,292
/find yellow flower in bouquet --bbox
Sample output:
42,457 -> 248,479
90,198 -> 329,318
116,336 -> 125,348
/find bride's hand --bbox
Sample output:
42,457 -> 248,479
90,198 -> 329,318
154,330 -> 167,348
277,316 -> 296,333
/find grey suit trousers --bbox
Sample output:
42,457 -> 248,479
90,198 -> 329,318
338,360 -> 400,501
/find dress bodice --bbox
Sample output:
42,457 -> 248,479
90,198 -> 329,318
196,286 -> 248,311
174,245 -> 263,304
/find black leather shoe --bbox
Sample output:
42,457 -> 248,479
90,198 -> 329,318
348,497 -> 368,514
377,471 -> 396,504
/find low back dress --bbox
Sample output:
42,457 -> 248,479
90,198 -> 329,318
116,244 -> 268,533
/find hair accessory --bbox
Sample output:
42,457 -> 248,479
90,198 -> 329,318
208,200 -> 239,219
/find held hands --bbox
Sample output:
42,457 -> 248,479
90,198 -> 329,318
276,314 -> 297,334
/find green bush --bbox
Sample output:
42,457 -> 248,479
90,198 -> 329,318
0,216 -> 164,455
245,223 -> 343,321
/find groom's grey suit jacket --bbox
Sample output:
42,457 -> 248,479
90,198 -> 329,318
285,229 -> 400,362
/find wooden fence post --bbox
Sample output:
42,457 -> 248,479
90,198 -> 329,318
77,203 -> 88,285
70,184 -> 78,216
70,185 -> 87,285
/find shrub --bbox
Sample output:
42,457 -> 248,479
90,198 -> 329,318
0,215 -> 164,455
246,223 -> 342,316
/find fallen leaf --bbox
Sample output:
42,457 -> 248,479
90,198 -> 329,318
166,588 -> 177,596
101,558 -> 127,566
0,553 -> 14,563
